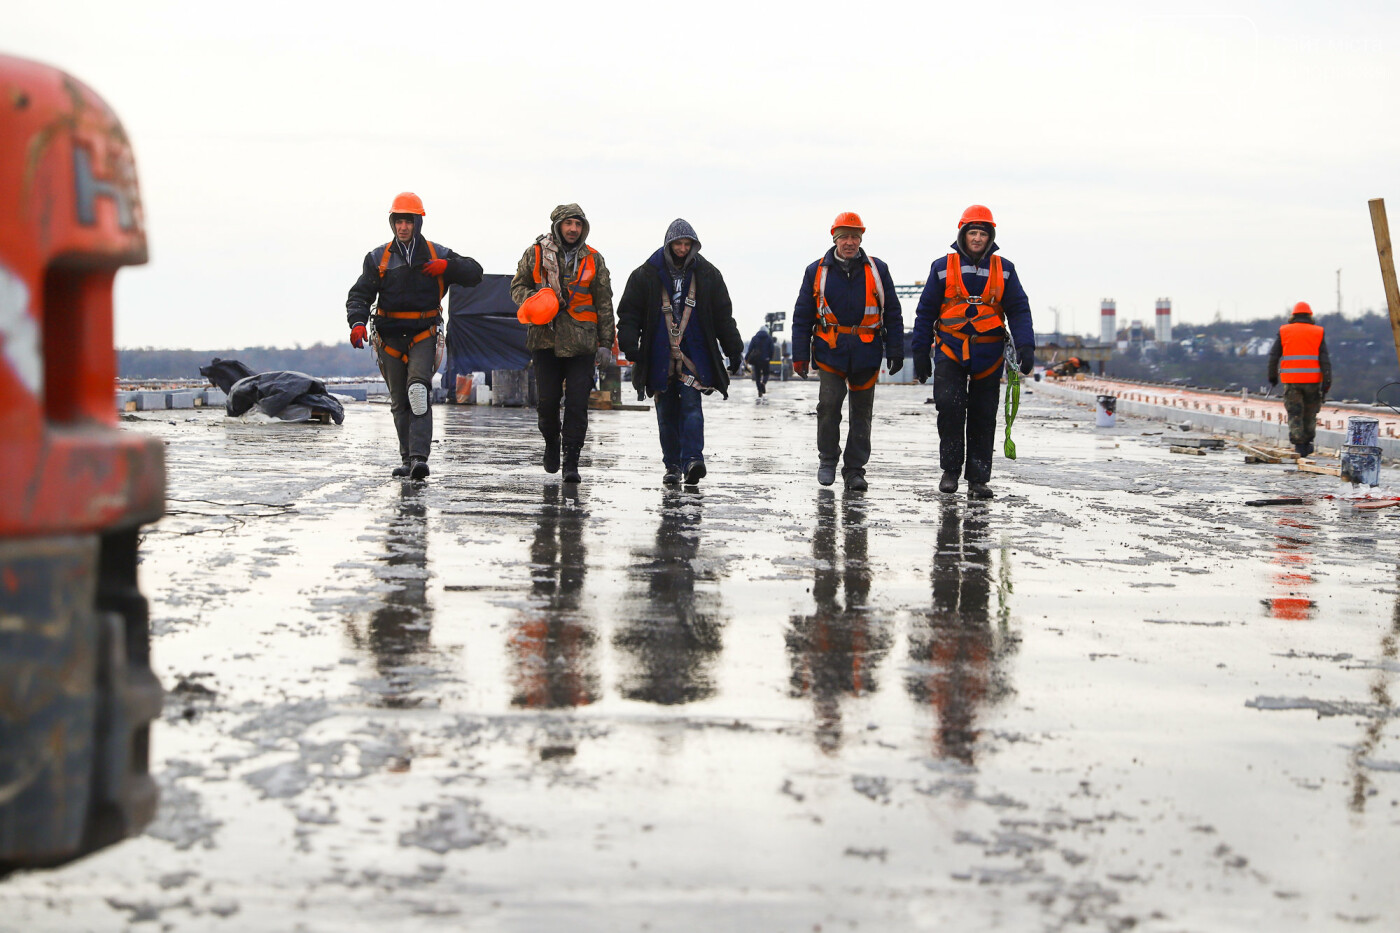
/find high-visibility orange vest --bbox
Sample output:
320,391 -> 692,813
1278,321 -> 1323,384
812,256 -> 884,349
532,243 -> 599,324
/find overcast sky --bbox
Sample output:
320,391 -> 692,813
8,0 -> 1399,349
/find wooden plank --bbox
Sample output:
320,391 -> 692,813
1297,461 -> 1342,477
1368,199 -> 1400,375
1170,445 -> 1207,456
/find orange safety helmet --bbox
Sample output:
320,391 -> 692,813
1292,301 -> 1313,316
390,192 -> 426,216
830,211 -> 866,237
958,205 -> 995,228
517,287 -> 560,326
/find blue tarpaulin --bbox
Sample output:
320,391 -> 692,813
444,275 -> 528,388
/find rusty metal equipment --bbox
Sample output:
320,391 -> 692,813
0,54 -> 165,873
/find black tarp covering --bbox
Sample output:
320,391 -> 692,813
226,370 -> 346,424
444,274 -> 529,389
198,358 -> 256,393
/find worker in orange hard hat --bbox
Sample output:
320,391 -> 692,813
347,193 -> 483,479
791,211 -> 905,491
910,205 -> 1035,499
1267,301 -> 1331,458
510,204 -> 616,483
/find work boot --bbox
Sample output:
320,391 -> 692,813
1294,441 -> 1313,458
392,461 -> 411,478
845,471 -> 868,492
968,481 -> 994,500
663,465 -> 682,485
409,458 -> 430,481
684,459 -> 707,485
938,471 -> 959,494
544,434 -> 561,474
817,462 -> 837,486
562,446 -> 582,484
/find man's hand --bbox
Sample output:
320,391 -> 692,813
421,259 -> 448,277
1017,346 -> 1035,376
913,353 -> 932,384
728,358 -> 742,375
595,346 -> 614,366
793,360 -> 809,379
350,324 -> 367,349
886,356 -> 903,376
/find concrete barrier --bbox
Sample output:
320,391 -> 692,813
333,387 -> 368,401
166,392 -> 195,410
201,388 -> 228,407
135,392 -> 167,411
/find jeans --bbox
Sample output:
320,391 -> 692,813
654,382 -> 705,468
376,332 -> 437,462
533,350 -> 594,449
817,368 -> 876,477
751,363 -> 769,395
934,353 -> 1002,483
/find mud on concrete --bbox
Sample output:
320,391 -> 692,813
2,381 -> 1397,931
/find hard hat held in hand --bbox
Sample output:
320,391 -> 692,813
517,288 -> 560,325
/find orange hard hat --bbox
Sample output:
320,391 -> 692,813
1292,301 -> 1313,316
390,192 -> 426,216
517,288 -> 560,326
958,204 -> 996,228
830,211 -> 866,237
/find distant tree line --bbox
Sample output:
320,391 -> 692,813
1107,310 -> 1400,405
119,344 -> 381,381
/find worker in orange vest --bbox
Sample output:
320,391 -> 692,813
347,193 -> 483,480
1267,301 -> 1331,457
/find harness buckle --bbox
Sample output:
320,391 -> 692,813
965,296 -> 984,306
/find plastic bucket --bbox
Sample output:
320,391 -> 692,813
1095,394 -> 1117,428
1340,444 -> 1382,487
1347,416 -> 1380,447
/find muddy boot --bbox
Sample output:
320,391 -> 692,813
844,471 -> 868,492
562,446 -> 582,484
684,459 -> 707,485
968,481 -> 993,499
938,471 -> 959,494
544,434 -> 561,474
392,460 -> 411,478
663,465 -> 682,485
409,458 -> 430,481
1294,441 -> 1313,458
817,461 -> 837,486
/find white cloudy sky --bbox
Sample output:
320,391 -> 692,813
8,0 -> 1399,348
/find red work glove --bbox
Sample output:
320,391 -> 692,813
350,324 -> 367,349
793,360 -> 809,379
421,259 -> 448,277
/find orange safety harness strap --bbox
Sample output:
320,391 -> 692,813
378,324 -> 438,363
532,242 -> 599,324
373,240 -> 442,356
812,256 -> 885,349
814,360 -> 880,391
937,253 -> 1005,361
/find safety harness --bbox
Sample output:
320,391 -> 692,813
810,254 -> 885,391
662,276 -> 711,393
937,252 -> 1006,373
531,242 -> 599,324
373,239 -> 443,364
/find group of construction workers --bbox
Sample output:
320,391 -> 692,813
346,195 -> 1040,496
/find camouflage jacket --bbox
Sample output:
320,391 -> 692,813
510,203 -> 615,357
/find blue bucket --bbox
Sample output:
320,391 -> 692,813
1340,444 -> 1382,487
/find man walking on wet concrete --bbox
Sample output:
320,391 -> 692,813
746,325 -> 775,398
791,212 -> 904,492
617,219 -> 744,485
911,205 -> 1034,499
1268,301 -> 1332,458
511,204 -> 616,484
347,192 -> 483,480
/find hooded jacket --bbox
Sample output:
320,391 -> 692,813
910,226 -> 1033,375
617,223 -> 744,399
346,213 -> 483,338
791,247 -> 904,375
510,203 -> 616,358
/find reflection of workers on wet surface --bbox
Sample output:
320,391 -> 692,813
349,485 -> 434,708
906,504 -> 1017,763
1348,566 -> 1399,813
1263,515 -> 1317,621
787,492 -> 892,754
509,485 -> 598,709
614,491 -> 726,705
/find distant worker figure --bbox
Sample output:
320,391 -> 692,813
1267,301 -> 1331,458
911,205 -> 1034,499
746,325 -> 775,398
791,212 -> 904,491
347,192 -> 483,480
511,204 -> 616,484
617,219 -> 744,485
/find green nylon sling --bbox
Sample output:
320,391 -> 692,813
1003,344 -> 1022,460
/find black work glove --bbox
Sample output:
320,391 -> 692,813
913,353 -> 932,384
1017,346 -> 1035,376
886,356 -> 903,376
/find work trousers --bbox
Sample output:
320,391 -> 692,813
1284,383 -> 1323,446
533,350 -> 594,450
817,368 -> 877,478
654,382 -> 705,469
934,354 -> 1002,484
751,362 -> 769,395
376,333 -> 436,463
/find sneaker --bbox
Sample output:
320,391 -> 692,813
544,435 -> 560,474
817,463 -> 837,486
938,471 -> 959,494
663,466 -> 682,485
409,458 -> 430,480
845,472 -> 868,492
392,462 -> 411,478
684,459 -> 707,484
968,481 -> 994,500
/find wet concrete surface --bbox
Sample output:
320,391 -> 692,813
3,379 -> 1399,931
